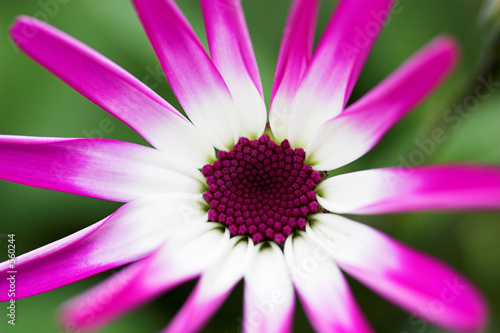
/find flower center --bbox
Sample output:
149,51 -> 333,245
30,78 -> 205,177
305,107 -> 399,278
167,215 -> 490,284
202,135 -> 321,244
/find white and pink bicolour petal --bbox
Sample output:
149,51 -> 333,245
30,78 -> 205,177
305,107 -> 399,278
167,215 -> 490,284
201,0 -> 267,140
306,36 -> 458,171
317,165 -> 500,214
132,0 -> 240,150
0,135 -> 204,202
0,194 -> 206,301
285,232 -> 373,333
269,0 -> 319,142
307,214 -> 487,332
243,242 -> 295,333
287,0 -> 395,148
61,223 -> 229,332
9,16 -> 214,168
163,236 -> 254,333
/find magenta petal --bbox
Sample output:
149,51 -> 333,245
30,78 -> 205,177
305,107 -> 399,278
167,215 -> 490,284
132,0 -> 239,150
0,135 -> 203,202
200,0 -> 266,139
0,194 -> 205,301
285,232 -> 374,333
307,36 -> 458,170
308,214 -> 488,332
317,164 -> 500,214
163,237 -> 253,333
287,0 -> 395,147
60,223 -> 230,331
269,0 -> 319,142
9,17 -> 214,167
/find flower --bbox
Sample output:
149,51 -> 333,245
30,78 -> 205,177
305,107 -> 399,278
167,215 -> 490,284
1,0 -> 500,332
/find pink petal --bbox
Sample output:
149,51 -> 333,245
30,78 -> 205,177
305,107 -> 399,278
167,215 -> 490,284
287,0 -> 395,148
284,231 -> 373,333
269,0 -> 319,142
308,214 -> 488,332
60,223 -> 229,332
163,236 -> 254,333
9,16 -> 214,167
306,36 -> 458,171
0,194 -> 206,301
243,242 -> 295,333
0,135 -> 203,202
317,165 -> 500,214
132,0 -> 239,150
201,0 -> 267,139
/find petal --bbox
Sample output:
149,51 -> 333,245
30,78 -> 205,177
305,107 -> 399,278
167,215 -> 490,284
0,135 -> 204,202
201,0 -> 267,139
0,194 -> 207,301
9,16 -> 214,167
306,36 -> 458,170
269,0 -> 319,142
284,231 -> 373,333
308,214 -> 488,332
60,223 -> 230,332
132,0 -> 239,150
163,236 -> 254,333
316,165 -> 500,214
243,242 -> 295,333
287,0 -> 395,148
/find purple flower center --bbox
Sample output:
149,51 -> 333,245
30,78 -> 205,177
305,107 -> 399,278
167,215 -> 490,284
202,135 -> 321,244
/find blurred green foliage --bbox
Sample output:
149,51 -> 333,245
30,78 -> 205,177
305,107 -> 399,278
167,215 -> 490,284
1,1 -> 500,332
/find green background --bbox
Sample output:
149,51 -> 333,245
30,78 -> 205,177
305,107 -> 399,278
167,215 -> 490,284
1,0 -> 500,332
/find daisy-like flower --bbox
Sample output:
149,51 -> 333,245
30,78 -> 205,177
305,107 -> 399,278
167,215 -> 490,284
1,0 -> 500,332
